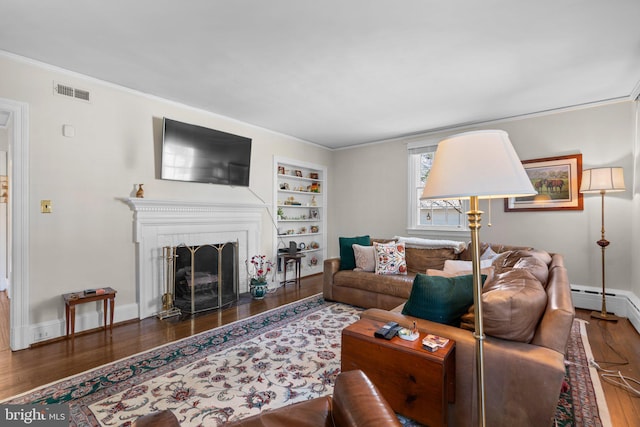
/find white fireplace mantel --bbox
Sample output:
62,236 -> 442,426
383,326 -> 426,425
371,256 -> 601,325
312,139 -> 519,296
123,198 -> 265,318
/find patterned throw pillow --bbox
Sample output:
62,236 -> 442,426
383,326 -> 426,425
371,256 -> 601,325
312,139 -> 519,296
374,241 -> 407,275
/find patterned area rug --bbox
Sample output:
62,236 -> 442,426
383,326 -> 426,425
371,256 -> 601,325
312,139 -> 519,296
3,295 -> 609,426
555,319 -> 612,427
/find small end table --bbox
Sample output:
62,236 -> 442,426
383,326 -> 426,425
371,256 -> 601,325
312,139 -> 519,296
342,318 -> 455,427
63,287 -> 117,339
280,253 -> 305,286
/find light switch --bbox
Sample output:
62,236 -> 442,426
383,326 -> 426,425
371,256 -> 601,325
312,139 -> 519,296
41,200 -> 52,213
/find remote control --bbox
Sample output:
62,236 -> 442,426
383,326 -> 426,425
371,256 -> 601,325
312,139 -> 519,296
374,322 -> 400,339
384,324 -> 402,339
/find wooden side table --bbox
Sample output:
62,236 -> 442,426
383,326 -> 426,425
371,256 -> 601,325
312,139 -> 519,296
63,287 -> 117,339
280,253 -> 305,286
341,318 -> 455,427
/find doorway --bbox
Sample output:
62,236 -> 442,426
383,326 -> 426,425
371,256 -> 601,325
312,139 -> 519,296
0,98 -> 30,350
0,124 -> 7,350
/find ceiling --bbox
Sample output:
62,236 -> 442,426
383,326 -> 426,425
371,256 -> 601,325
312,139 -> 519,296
1,1 -> 639,149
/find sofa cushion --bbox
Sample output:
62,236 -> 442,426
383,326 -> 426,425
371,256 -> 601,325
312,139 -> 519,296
353,244 -> 376,272
459,242 -> 534,261
480,245 -> 499,261
405,247 -> 458,273
333,270 -> 415,299
374,241 -> 407,275
401,273 -> 482,326
339,235 -> 371,270
492,249 -> 550,270
513,256 -> 549,287
480,269 -> 547,343
492,249 -> 551,286
443,259 -> 493,274
427,266 -> 495,284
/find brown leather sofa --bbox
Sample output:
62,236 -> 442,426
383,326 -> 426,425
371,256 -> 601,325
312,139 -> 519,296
323,239 -> 529,310
325,241 -> 575,426
132,370 -> 400,427
225,369 -> 401,427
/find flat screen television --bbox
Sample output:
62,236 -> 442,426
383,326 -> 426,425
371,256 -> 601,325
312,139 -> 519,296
161,117 -> 252,186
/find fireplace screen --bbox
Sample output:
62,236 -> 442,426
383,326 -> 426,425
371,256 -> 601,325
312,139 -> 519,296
164,241 -> 238,315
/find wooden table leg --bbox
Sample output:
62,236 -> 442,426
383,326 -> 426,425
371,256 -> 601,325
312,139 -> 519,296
65,303 -> 70,337
103,299 -> 108,332
70,305 -> 76,339
109,296 -> 115,332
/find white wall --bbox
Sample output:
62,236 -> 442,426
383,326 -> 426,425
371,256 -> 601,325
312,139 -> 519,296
1,50 -> 638,340
632,103 -> 640,309
0,54 -> 332,333
330,101 -> 638,297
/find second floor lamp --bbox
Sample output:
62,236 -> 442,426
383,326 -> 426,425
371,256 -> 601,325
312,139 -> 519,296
580,166 -> 625,321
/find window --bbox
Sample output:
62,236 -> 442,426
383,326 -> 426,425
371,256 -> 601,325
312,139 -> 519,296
407,141 -> 467,231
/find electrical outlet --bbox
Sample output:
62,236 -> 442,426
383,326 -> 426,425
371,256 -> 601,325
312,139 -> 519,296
34,330 -> 49,341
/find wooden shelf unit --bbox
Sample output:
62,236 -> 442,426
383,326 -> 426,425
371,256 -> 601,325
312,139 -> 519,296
274,157 -> 327,279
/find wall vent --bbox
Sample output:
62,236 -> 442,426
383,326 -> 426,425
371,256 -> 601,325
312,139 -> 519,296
53,82 -> 91,103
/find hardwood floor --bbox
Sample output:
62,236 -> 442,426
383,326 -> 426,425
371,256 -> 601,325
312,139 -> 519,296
1,280 -> 639,426
575,310 -> 640,426
0,291 -> 9,352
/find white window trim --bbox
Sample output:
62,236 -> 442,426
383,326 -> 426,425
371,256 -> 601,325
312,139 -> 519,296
406,139 -> 469,237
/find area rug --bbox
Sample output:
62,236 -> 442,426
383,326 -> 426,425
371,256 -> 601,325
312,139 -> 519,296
554,319 -> 612,427
3,296 -> 609,427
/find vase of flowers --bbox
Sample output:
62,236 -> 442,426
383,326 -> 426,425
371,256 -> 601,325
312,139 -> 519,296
247,255 -> 273,300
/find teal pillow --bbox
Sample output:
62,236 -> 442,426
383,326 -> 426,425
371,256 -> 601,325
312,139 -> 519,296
402,273 -> 486,326
339,235 -> 371,270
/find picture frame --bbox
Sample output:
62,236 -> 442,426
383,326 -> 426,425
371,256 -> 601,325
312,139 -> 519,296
504,154 -> 583,212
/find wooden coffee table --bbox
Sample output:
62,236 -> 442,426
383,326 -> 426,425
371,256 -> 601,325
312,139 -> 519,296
341,317 -> 455,427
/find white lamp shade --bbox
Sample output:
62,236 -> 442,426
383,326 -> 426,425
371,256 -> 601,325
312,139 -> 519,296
421,130 -> 536,200
580,167 -> 625,193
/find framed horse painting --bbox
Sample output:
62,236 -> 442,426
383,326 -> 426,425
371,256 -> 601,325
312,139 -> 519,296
504,154 -> 583,212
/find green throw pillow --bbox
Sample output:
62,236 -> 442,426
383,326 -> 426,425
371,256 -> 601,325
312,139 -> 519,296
339,235 -> 371,270
402,273 -> 486,326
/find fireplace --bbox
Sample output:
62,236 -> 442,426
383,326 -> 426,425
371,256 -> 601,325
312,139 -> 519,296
124,198 -> 263,319
165,241 -> 238,314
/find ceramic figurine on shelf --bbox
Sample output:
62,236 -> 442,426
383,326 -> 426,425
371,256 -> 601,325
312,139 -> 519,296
136,184 -> 144,198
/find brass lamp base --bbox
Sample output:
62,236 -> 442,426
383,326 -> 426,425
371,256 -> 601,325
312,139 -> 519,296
590,310 -> 618,322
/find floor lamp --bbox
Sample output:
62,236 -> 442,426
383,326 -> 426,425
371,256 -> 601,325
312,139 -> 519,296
580,167 -> 625,321
421,130 -> 535,426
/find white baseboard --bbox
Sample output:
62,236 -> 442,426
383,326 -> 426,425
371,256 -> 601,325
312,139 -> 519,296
30,302 -> 139,345
571,284 -> 640,334
26,287 -> 640,344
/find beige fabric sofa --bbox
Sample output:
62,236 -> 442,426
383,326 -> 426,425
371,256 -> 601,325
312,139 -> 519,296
323,240 -> 575,426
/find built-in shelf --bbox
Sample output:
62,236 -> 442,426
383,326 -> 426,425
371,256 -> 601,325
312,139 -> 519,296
274,157 -> 327,278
